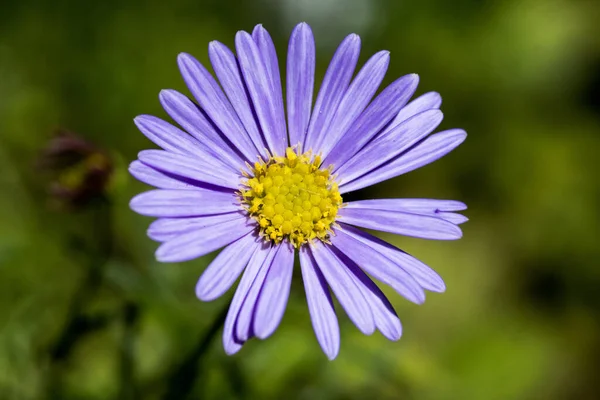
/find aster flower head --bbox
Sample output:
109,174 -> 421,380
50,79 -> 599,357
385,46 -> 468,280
130,23 -> 467,359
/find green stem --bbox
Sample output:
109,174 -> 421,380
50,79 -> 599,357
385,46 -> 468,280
162,303 -> 230,400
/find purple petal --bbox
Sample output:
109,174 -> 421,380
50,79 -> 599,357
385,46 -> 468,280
129,189 -> 239,217
223,243 -> 273,355
235,31 -> 287,156
310,241 -> 375,335
138,150 -> 240,190
252,25 -> 286,135
254,241 -> 295,339
304,34 -> 360,151
134,115 -> 206,157
344,198 -> 467,225
196,232 -> 259,301
438,212 -> 469,225
177,53 -> 259,162
336,110 -> 443,185
148,212 -> 245,242
346,198 -> 466,212
385,91 -> 442,135
234,244 -> 278,342
316,50 -> 390,158
330,226 -> 426,304
337,207 -> 462,240
323,74 -> 419,169
286,22 -> 315,147
155,217 -> 254,263
340,129 -> 467,193
299,246 -> 340,360
208,41 -> 268,158
337,224 -> 445,293
129,161 -> 197,190
159,89 -> 245,171
336,249 -> 402,341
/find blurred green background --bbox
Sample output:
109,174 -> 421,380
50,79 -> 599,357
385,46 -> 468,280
1,0 -> 600,399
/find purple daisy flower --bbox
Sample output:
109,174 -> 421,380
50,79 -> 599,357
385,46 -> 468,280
129,22 -> 467,360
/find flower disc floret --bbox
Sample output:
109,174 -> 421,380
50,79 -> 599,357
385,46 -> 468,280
241,148 -> 342,247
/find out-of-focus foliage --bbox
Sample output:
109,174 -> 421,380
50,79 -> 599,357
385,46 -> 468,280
1,0 -> 599,399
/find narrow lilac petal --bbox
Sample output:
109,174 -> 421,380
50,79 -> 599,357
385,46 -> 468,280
134,115 -> 206,157
252,25 -> 286,137
337,224 -> 445,293
340,129 -> 467,193
129,189 -> 239,217
299,246 -> 340,360
337,207 -> 462,240
155,217 -> 254,263
336,249 -> 402,341
357,280 -> 403,341
138,150 -> 240,190
345,198 -> 467,212
129,161 -> 196,190
234,244 -> 278,342
196,232 -> 258,301
254,241 -> 295,339
304,34 -> 361,151
323,74 -> 419,169
438,212 -> 469,225
310,241 -> 375,335
208,42 -> 268,158
286,23 -> 315,147
223,244 -> 273,355
235,31 -> 287,156
138,147 -> 231,174
148,212 -> 245,242
344,198 -> 467,226
330,227 -> 426,304
316,50 -> 390,158
159,89 -> 245,171
385,92 -> 442,135
177,53 -> 259,162
336,110 -> 443,185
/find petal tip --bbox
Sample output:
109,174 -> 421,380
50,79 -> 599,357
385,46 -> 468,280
322,341 -> 340,360
154,247 -> 171,263
254,327 -> 271,341
128,160 -> 140,173
427,91 -> 443,107
208,40 -> 223,52
158,89 -> 170,101
414,293 -> 426,305
195,283 -> 214,302
451,231 -> 463,240
177,52 -> 191,62
133,114 -> 150,126
348,33 -> 360,41
223,340 -> 243,355
155,242 -> 189,263
293,22 -> 313,38
128,192 -> 146,211
388,329 -> 403,342
235,30 -> 252,44
451,129 -> 468,142
177,52 -> 197,70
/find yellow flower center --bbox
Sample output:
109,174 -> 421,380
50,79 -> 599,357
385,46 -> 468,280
241,147 -> 342,247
